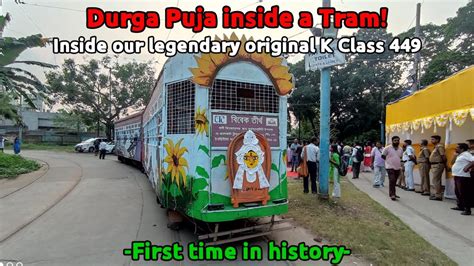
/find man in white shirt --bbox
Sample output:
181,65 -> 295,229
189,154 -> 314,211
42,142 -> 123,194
451,143 -> 474,215
99,140 -> 107,160
301,137 -> 320,194
402,140 -> 416,191
0,135 -> 5,153
290,139 -> 300,172
371,141 -> 386,187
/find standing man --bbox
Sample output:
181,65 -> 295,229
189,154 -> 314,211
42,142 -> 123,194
371,141 -> 386,188
451,143 -> 473,215
429,135 -> 446,201
99,139 -> 107,160
382,136 -> 403,201
301,137 -> 320,194
351,142 -> 364,179
94,138 -> 100,156
417,139 -> 431,195
0,135 -> 5,153
290,139 -> 300,172
402,140 -> 416,191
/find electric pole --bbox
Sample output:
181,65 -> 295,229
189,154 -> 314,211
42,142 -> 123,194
318,0 -> 331,199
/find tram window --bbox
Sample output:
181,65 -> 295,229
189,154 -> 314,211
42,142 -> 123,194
166,80 -> 195,134
236,88 -> 255,98
210,79 -> 279,113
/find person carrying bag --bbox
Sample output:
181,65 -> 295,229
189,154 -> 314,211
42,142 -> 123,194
298,144 -> 309,179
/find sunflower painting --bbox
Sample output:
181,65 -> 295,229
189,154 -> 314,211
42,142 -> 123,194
164,138 -> 189,187
189,33 -> 294,96
195,107 -> 209,137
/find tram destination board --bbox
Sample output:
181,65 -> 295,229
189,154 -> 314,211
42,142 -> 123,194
211,112 -> 279,147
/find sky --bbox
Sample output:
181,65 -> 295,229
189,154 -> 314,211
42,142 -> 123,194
1,0 -> 470,77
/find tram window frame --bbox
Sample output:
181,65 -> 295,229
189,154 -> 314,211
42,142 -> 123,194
210,79 -> 279,113
166,80 -> 196,134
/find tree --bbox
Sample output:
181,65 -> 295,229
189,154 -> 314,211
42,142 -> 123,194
0,93 -> 20,122
53,109 -> 94,133
289,28 -> 404,143
46,57 -> 156,139
288,61 -> 320,136
0,13 -> 55,123
289,1 -> 472,143
397,1 -> 473,85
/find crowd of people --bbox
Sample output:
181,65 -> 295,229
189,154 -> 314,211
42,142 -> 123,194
288,137 -> 349,199
376,136 -> 474,215
0,135 -> 21,154
288,136 -> 474,215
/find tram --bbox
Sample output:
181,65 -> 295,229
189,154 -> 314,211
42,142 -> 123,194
115,111 -> 143,168
115,34 -> 294,241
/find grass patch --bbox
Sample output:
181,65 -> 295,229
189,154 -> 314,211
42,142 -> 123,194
0,153 -> 41,179
286,178 -> 455,265
4,142 -> 74,152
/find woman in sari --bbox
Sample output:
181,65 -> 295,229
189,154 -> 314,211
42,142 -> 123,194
13,137 -> 21,155
363,141 -> 373,172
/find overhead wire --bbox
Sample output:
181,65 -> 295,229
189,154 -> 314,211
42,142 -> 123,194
22,2 -> 85,13
158,0 -> 180,66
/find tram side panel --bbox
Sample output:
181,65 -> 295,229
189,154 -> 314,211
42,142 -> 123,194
114,112 -> 143,165
142,75 -> 165,190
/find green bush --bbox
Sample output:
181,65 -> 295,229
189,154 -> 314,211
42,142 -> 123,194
0,153 -> 40,178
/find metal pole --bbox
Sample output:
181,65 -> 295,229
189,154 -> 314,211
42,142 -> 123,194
318,0 -> 331,199
380,83 -> 385,145
108,66 -> 112,140
298,116 -> 301,140
414,3 -> 421,90
18,95 -> 23,141
97,94 -> 100,137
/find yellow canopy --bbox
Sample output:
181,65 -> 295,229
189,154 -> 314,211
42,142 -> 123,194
386,66 -> 474,126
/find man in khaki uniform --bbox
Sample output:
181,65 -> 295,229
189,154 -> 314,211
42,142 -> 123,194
429,135 -> 446,201
417,139 -> 431,195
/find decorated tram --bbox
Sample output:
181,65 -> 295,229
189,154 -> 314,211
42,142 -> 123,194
115,34 -> 294,229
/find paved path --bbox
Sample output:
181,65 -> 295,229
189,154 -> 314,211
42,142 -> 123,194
349,171 -> 474,266
0,151 -> 364,266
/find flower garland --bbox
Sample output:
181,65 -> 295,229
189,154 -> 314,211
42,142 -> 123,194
452,109 -> 468,127
387,108 -> 472,134
435,114 -> 449,127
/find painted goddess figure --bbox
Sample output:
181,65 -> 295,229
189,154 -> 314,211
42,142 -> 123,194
233,130 -> 270,190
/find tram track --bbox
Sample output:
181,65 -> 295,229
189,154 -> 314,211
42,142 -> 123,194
0,157 -> 49,199
124,163 -> 188,266
0,154 -> 84,244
